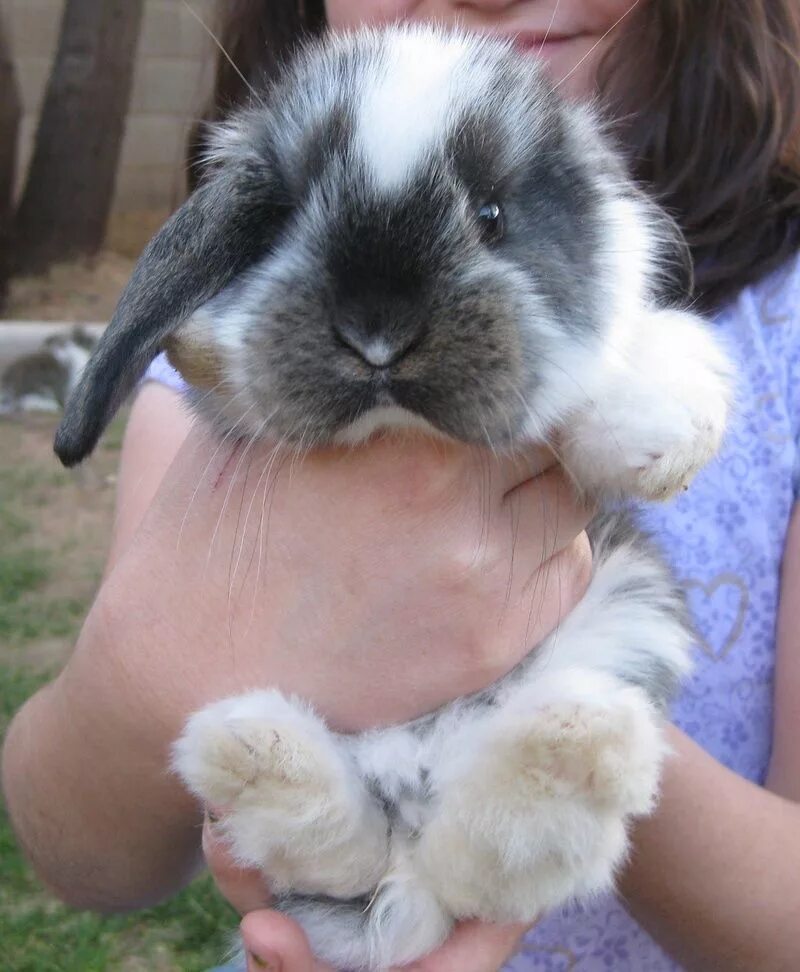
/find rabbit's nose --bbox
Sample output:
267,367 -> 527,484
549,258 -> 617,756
332,320 -> 424,368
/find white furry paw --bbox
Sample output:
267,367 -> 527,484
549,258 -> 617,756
420,684 -> 666,923
565,396 -> 726,500
563,308 -> 733,501
173,690 -> 333,807
172,690 -> 389,896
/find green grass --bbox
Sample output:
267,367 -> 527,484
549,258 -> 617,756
0,664 -> 238,972
0,426 -> 238,971
0,547 -> 86,642
0,483 -> 90,645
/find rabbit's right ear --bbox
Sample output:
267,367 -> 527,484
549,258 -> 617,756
54,163 -> 280,467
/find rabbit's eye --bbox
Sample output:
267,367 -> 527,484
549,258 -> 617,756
477,202 -> 504,244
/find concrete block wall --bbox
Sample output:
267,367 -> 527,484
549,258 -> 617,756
2,0 -> 217,224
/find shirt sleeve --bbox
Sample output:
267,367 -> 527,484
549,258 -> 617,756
140,352 -> 188,394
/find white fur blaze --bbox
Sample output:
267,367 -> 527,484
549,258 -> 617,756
357,28 -> 484,192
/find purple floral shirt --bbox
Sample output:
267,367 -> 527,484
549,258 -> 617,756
147,254 -> 800,972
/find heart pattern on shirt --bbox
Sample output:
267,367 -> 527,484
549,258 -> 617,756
682,572 -> 749,661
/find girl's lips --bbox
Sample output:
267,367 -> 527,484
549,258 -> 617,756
512,32 -> 578,53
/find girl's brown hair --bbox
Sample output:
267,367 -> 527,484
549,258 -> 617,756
192,0 -> 800,311
600,0 -> 800,308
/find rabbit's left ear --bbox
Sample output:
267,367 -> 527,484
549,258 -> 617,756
54,164 -> 279,467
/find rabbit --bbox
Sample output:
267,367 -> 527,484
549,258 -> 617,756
53,25 -> 733,972
1,326 -> 96,415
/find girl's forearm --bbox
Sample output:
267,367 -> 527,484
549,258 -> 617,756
1,593 -> 205,911
620,726 -> 800,972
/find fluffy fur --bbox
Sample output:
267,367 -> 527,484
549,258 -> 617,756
54,25 -> 733,970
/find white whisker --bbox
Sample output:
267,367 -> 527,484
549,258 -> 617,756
181,0 -> 261,104
226,418 -> 271,612
177,399 -> 257,551
228,411 -> 283,594
538,0 -> 563,58
245,441 -> 292,636
555,0 -> 642,90
207,416 -> 265,568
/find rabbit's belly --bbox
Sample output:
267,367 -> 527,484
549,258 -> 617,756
343,726 -> 432,833
342,722 -> 444,835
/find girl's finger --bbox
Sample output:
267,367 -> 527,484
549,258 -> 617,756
241,909 -> 336,972
203,812 -> 271,915
402,919 -> 530,972
497,464 -> 594,556
483,443 -> 558,498
485,465 -> 594,618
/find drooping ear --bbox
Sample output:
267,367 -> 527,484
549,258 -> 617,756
54,163 -> 279,466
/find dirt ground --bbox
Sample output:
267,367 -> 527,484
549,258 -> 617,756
4,252 -> 136,322
2,208 -> 177,322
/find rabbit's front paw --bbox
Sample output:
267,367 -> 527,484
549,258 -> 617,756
564,385 -> 727,501
563,309 -> 731,501
420,685 -> 665,922
172,690 -> 389,896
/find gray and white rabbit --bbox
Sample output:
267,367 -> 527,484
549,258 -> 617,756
1,326 -> 96,415
54,26 -> 733,972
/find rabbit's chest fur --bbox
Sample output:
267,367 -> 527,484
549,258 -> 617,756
54,25 -> 733,972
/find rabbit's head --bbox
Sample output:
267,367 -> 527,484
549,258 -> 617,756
55,25 -> 689,466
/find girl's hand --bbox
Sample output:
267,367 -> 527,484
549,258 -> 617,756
111,405 -> 595,732
203,813 -> 530,972
240,911 -> 528,972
